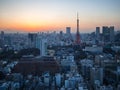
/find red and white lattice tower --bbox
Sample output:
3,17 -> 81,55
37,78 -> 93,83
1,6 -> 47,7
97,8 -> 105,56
75,13 -> 81,45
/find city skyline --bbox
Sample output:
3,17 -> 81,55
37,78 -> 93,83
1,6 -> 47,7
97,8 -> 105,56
0,0 -> 120,33
0,1 -> 120,89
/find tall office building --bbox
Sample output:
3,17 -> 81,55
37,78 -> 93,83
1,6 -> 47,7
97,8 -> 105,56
75,13 -> 81,45
90,67 -> 103,85
102,26 -> 110,42
36,37 -> 47,56
0,31 -> 4,40
28,33 -> 37,48
59,31 -> 63,40
110,26 -> 114,42
66,27 -> 71,35
96,27 -> 100,41
66,27 -> 73,41
0,31 -> 5,47
102,26 -> 114,43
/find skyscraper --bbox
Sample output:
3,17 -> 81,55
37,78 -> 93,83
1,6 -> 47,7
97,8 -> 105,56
36,37 -> 47,56
90,67 -> 103,85
96,27 -> 100,41
28,33 -> 37,48
66,27 -> 71,35
0,31 -> 4,47
102,26 -> 110,42
75,13 -> 81,45
66,27 -> 73,41
102,26 -> 114,43
110,26 -> 114,42
0,31 -> 4,40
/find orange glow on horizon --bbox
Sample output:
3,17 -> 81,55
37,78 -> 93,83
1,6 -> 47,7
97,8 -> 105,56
0,16 -> 119,33
0,0 -> 120,33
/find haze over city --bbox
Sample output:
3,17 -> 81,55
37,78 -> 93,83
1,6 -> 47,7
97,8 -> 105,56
1,0 -> 120,90
0,0 -> 120,33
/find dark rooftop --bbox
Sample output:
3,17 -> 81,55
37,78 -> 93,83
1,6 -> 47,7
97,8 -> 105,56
12,56 -> 60,76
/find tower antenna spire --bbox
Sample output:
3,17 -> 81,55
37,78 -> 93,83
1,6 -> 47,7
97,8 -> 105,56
75,12 -> 81,45
77,12 -> 79,19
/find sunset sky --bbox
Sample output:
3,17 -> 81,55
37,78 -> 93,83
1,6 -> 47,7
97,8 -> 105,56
0,0 -> 120,33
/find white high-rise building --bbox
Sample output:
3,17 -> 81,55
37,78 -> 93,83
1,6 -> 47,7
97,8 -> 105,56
36,37 -> 47,56
55,73 -> 61,87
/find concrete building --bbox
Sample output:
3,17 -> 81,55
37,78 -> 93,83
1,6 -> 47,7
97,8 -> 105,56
80,59 -> 93,79
36,37 -> 47,56
90,67 -> 103,86
84,46 -> 103,54
28,33 -> 37,48
110,26 -> 114,42
102,26 -> 114,43
66,27 -> 71,35
102,26 -> 110,42
96,27 -> 100,41
43,72 -> 50,86
12,56 -> 60,75
55,73 -> 61,87
95,55 -> 104,67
